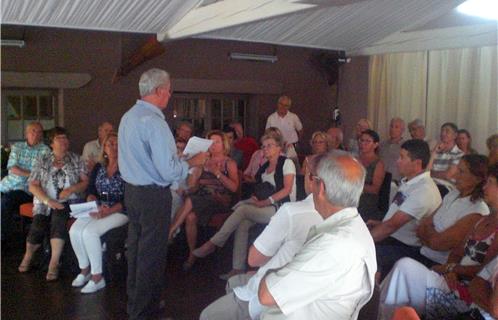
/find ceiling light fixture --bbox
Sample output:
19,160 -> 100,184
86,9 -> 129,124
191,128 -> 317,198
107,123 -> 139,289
229,52 -> 278,63
457,0 -> 498,20
1,39 -> 26,48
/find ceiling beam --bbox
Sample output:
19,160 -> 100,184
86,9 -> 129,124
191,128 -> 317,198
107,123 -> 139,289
158,0 -> 316,41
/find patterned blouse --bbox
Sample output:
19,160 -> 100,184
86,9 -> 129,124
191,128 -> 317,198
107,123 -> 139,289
87,163 -> 125,212
28,151 -> 87,216
0,142 -> 50,193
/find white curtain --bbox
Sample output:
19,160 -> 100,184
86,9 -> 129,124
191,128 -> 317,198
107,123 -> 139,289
426,46 -> 498,153
368,52 -> 427,140
368,46 -> 498,153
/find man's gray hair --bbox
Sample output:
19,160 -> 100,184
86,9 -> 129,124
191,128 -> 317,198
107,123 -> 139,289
139,68 -> 170,97
408,118 -> 425,128
316,150 -> 366,208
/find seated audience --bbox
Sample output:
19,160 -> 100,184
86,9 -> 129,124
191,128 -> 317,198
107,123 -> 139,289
457,129 -> 477,155
429,122 -> 464,186
1,122 -> 50,241
348,118 -> 372,157
230,121 -> 259,171
379,117 -> 406,183
258,151 -> 376,319
193,130 -> 296,279
300,131 -> 330,175
357,129 -> 386,221
18,127 -> 88,281
168,130 -> 239,270
368,139 -> 442,279
417,154 -> 489,266
69,132 -> 128,293
487,133 -> 498,166
199,154 -> 324,320
379,163 -> 498,320
223,125 -> 244,170
82,121 -> 113,171
175,121 -> 194,141
468,256 -> 498,319
326,126 -> 345,150
407,118 -> 437,150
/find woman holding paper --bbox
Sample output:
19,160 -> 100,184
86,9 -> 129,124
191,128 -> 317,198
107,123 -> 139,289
69,131 -> 128,293
168,130 -> 239,270
18,127 -> 88,281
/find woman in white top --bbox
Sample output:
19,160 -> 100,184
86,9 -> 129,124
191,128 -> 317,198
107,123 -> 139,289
416,154 -> 490,266
193,129 -> 296,279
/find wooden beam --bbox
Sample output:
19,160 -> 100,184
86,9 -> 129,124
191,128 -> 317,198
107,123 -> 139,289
112,36 -> 165,83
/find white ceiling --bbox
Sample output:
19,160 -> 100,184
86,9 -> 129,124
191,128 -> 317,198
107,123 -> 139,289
1,0 -> 497,55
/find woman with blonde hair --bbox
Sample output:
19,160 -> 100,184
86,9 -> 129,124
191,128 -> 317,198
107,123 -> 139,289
168,130 -> 239,270
300,131 -> 330,175
69,131 -> 128,293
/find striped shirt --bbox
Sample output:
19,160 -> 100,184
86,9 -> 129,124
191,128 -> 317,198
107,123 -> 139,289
432,144 -> 464,173
0,142 -> 50,193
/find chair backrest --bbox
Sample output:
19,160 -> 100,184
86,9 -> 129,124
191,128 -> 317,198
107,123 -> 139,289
377,172 -> 392,215
295,174 -> 307,201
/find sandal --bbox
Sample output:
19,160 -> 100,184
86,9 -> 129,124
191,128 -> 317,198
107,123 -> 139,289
46,267 -> 60,281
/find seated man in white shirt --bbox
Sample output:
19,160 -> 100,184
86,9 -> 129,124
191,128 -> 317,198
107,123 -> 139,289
258,151 -> 376,320
82,121 -> 113,171
368,139 -> 442,280
199,155 -> 324,320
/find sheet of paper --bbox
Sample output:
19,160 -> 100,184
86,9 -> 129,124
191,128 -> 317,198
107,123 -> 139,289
183,136 -> 213,159
69,201 -> 98,219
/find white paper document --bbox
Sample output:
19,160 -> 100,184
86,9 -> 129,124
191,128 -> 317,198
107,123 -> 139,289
70,201 -> 98,219
183,136 -> 213,159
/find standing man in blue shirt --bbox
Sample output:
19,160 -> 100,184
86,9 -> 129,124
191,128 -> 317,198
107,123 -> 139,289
118,68 -> 208,320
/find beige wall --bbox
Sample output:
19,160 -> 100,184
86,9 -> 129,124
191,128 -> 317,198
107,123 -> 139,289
1,27 -> 369,154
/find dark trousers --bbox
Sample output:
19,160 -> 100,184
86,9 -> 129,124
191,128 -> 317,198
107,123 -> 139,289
1,190 -> 33,240
27,205 -> 70,244
376,236 -> 422,280
125,183 -> 171,320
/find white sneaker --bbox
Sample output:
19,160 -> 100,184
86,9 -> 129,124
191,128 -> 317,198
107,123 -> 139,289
81,279 -> 106,294
71,273 -> 91,287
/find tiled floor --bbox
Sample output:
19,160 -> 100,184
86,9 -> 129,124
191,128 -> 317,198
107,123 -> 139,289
1,228 -> 233,320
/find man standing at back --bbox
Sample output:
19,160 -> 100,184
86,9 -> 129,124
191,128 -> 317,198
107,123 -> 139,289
118,68 -> 208,320
379,117 -> 405,183
265,95 -> 303,168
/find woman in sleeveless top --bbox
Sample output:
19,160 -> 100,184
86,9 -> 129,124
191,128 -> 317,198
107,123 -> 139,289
379,162 -> 498,320
357,129 -> 386,221
168,130 -> 239,270
193,129 -> 296,279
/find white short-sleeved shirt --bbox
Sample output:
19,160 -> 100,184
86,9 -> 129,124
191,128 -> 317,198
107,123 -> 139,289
261,158 -> 296,202
265,111 -> 303,145
382,171 -> 442,246
421,190 -> 490,264
261,207 -> 377,320
81,139 -> 102,163
233,194 -> 323,319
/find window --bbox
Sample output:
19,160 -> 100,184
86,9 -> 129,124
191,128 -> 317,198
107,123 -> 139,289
171,94 -> 248,136
1,90 -> 58,145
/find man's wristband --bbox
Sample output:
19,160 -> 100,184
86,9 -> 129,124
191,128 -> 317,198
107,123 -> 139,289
445,263 -> 457,274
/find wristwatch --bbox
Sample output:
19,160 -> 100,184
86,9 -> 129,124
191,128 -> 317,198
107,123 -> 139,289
216,173 -> 221,179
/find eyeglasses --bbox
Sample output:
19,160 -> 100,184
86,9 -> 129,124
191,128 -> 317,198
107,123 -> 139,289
308,172 -> 321,182
312,140 -> 326,145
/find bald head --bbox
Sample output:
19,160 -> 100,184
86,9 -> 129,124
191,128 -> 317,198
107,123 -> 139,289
276,95 -> 292,116
316,151 -> 365,208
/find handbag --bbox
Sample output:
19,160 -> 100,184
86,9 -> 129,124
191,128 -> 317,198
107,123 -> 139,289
253,181 -> 276,201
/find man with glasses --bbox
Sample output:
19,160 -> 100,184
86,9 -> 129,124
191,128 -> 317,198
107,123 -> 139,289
258,151 -> 376,319
265,95 -> 303,169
